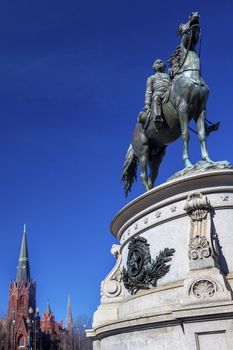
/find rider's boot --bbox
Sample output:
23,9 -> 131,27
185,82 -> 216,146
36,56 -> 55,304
153,114 -> 163,131
153,98 -> 163,131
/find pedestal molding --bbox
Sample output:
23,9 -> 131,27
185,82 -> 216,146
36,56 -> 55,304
90,302 -> 233,340
116,186 -> 233,242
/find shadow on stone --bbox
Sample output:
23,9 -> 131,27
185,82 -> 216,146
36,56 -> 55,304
211,208 -> 229,275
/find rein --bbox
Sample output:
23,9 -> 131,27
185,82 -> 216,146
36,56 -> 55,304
177,28 -> 193,72
176,68 -> 200,75
177,23 -> 202,74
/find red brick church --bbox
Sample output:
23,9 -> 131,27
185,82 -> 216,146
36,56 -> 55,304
6,226 -> 73,349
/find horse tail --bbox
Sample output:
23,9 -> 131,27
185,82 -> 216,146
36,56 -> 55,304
121,144 -> 138,197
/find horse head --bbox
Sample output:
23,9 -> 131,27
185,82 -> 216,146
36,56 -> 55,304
178,12 -> 200,49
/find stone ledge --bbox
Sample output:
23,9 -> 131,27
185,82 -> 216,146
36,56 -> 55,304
89,301 -> 233,340
226,273 -> 233,280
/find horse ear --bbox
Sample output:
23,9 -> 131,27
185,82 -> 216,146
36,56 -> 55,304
177,24 -> 183,36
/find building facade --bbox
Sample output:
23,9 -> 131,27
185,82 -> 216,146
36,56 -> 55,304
6,227 -> 71,350
40,303 -> 65,349
7,227 -> 36,349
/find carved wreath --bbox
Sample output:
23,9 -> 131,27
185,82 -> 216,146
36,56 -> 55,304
122,236 -> 175,295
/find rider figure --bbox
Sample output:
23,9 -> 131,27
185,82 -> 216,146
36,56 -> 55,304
144,59 -> 171,130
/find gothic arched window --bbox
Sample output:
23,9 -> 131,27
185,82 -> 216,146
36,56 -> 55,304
18,335 -> 24,347
19,295 -> 25,306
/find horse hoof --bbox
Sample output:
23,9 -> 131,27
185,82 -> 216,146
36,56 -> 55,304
203,157 -> 214,164
148,180 -> 153,189
184,161 -> 193,168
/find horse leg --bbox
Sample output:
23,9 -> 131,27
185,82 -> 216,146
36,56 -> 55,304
149,146 -> 167,187
139,148 -> 150,192
179,100 -> 192,167
196,109 -> 213,162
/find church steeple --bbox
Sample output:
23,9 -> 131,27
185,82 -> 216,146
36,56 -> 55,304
8,225 -> 36,349
66,295 -> 73,330
16,225 -> 31,284
45,301 -> 52,316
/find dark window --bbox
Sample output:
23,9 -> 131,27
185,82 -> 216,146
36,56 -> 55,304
19,296 -> 25,306
18,335 -> 24,347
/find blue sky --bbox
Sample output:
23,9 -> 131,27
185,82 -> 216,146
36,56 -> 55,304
0,0 -> 233,323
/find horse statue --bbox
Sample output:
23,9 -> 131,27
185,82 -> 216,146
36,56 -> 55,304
121,12 -> 219,196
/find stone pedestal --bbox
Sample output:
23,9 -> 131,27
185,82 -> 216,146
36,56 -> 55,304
87,170 -> 233,350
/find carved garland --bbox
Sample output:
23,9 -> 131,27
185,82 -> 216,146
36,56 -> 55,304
122,237 -> 175,295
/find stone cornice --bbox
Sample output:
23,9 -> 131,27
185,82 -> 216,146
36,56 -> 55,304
89,301 -> 233,340
111,170 -> 233,238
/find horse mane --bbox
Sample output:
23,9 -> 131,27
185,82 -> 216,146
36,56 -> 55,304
168,45 -> 181,75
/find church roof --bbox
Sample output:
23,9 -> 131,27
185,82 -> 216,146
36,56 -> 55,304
45,302 -> 52,316
16,225 -> 31,284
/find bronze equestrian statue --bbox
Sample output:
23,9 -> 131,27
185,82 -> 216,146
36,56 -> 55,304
121,12 -> 219,196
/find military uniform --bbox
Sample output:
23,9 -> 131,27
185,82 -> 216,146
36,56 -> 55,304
144,72 -> 171,128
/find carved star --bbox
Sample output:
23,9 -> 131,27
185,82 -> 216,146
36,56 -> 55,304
130,252 -> 141,271
221,194 -> 229,202
170,205 -> 177,212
